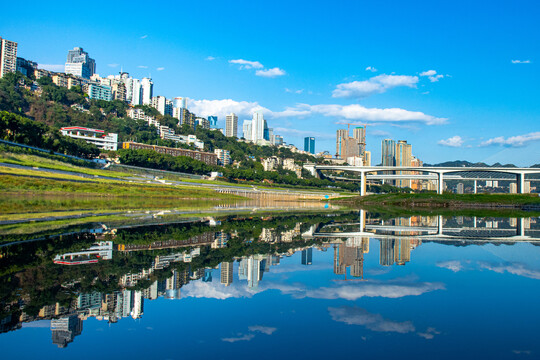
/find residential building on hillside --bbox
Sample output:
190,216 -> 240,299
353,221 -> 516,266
214,149 -> 231,165
87,84 -> 112,101
122,142 -> 217,165
65,47 -> 96,79
60,127 -> 118,151
195,117 -> 210,129
0,37 -> 18,78
141,77 -> 153,105
151,96 -> 173,116
226,113 -> 238,137
16,57 -> 37,77
208,116 -> 218,129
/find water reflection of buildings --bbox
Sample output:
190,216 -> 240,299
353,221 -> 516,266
333,238 -> 369,278
379,238 -> 420,266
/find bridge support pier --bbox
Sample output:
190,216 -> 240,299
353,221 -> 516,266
437,173 -> 444,194
359,209 -> 366,232
437,215 -> 443,235
516,173 -> 525,194
359,171 -> 367,196
474,180 -> 477,194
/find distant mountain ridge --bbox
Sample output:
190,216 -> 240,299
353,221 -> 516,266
424,160 -> 522,168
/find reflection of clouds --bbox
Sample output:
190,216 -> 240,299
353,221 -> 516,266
22,320 -> 50,328
248,325 -> 277,335
418,327 -> 441,339
299,281 -> 445,301
223,325 -> 277,343
267,263 -> 331,274
182,281 -> 259,299
513,350 -> 532,355
222,334 -> 255,343
437,260 -> 464,272
329,306 -> 441,339
329,306 -> 415,333
366,267 -> 392,276
183,278 -> 444,301
479,262 -> 540,280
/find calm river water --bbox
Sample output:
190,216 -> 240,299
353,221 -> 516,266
1,210 -> 539,359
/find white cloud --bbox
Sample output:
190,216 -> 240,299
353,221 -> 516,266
366,66 -> 377,72
303,104 -> 447,125
438,136 -> 464,147
481,132 -> 540,147
108,63 -> 119,68
229,59 -> 264,69
437,260 -> 463,272
206,56 -> 216,61
285,88 -> 304,94
512,60 -> 531,64
38,64 -> 64,72
333,74 -> 419,98
182,281 -> 258,300
248,326 -> 277,335
420,70 -> 446,82
190,99 -> 446,125
329,306 -> 416,333
140,35 -> 148,39
190,99 -> 269,119
256,67 -> 286,78
273,127 -> 335,139
138,65 -> 148,69
222,334 -> 255,343
370,129 -> 391,137
156,67 -> 165,71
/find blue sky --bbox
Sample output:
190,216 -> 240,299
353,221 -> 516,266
2,0 -> 539,165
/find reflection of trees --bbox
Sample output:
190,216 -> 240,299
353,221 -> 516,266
0,212 -> 359,334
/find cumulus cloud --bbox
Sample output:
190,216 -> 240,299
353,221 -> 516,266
333,74 -> 419,98
182,281 -> 258,300
206,56 -> 216,61
437,260 -> 463,272
481,132 -> 540,147
229,59 -> 264,69
366,66 -> 377,72
512,60 -> 531,64
222,334 -> 255,343
190,99 -> 447,125
256,67 -> 286,77
156,67 -> 165,71
303,104 -> 447,125
189,99 -> 269,119
248,326 -> 277,335
38,64 -> 64,72
420,70 -> 446,82
329,306 -> 416,333
438,136 -> 464,147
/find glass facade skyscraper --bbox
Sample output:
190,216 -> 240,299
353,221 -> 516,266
304,137 -> 315,154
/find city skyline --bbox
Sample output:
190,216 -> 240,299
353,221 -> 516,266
1,1 -> 539,165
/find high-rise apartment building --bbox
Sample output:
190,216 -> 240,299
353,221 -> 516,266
381,139 -> 396,185
65,47 -> 96,79
226,113 -> 238,137
243,120 -> 252,141
353,126 -> 366,156
151,96 -> 173,116
304,137 -> 315,154
395,140 -> 412,188
16,57 -> 37,77
251,111 -> 266,142
336,127 -> 366,160
141,77 -> 153,105
173,97 -> 187,109
0,37 -> 18,78
208,116 -> 218,128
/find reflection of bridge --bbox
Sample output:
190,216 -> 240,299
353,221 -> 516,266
304,164 -> 540,196
302,210 -> 539,242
